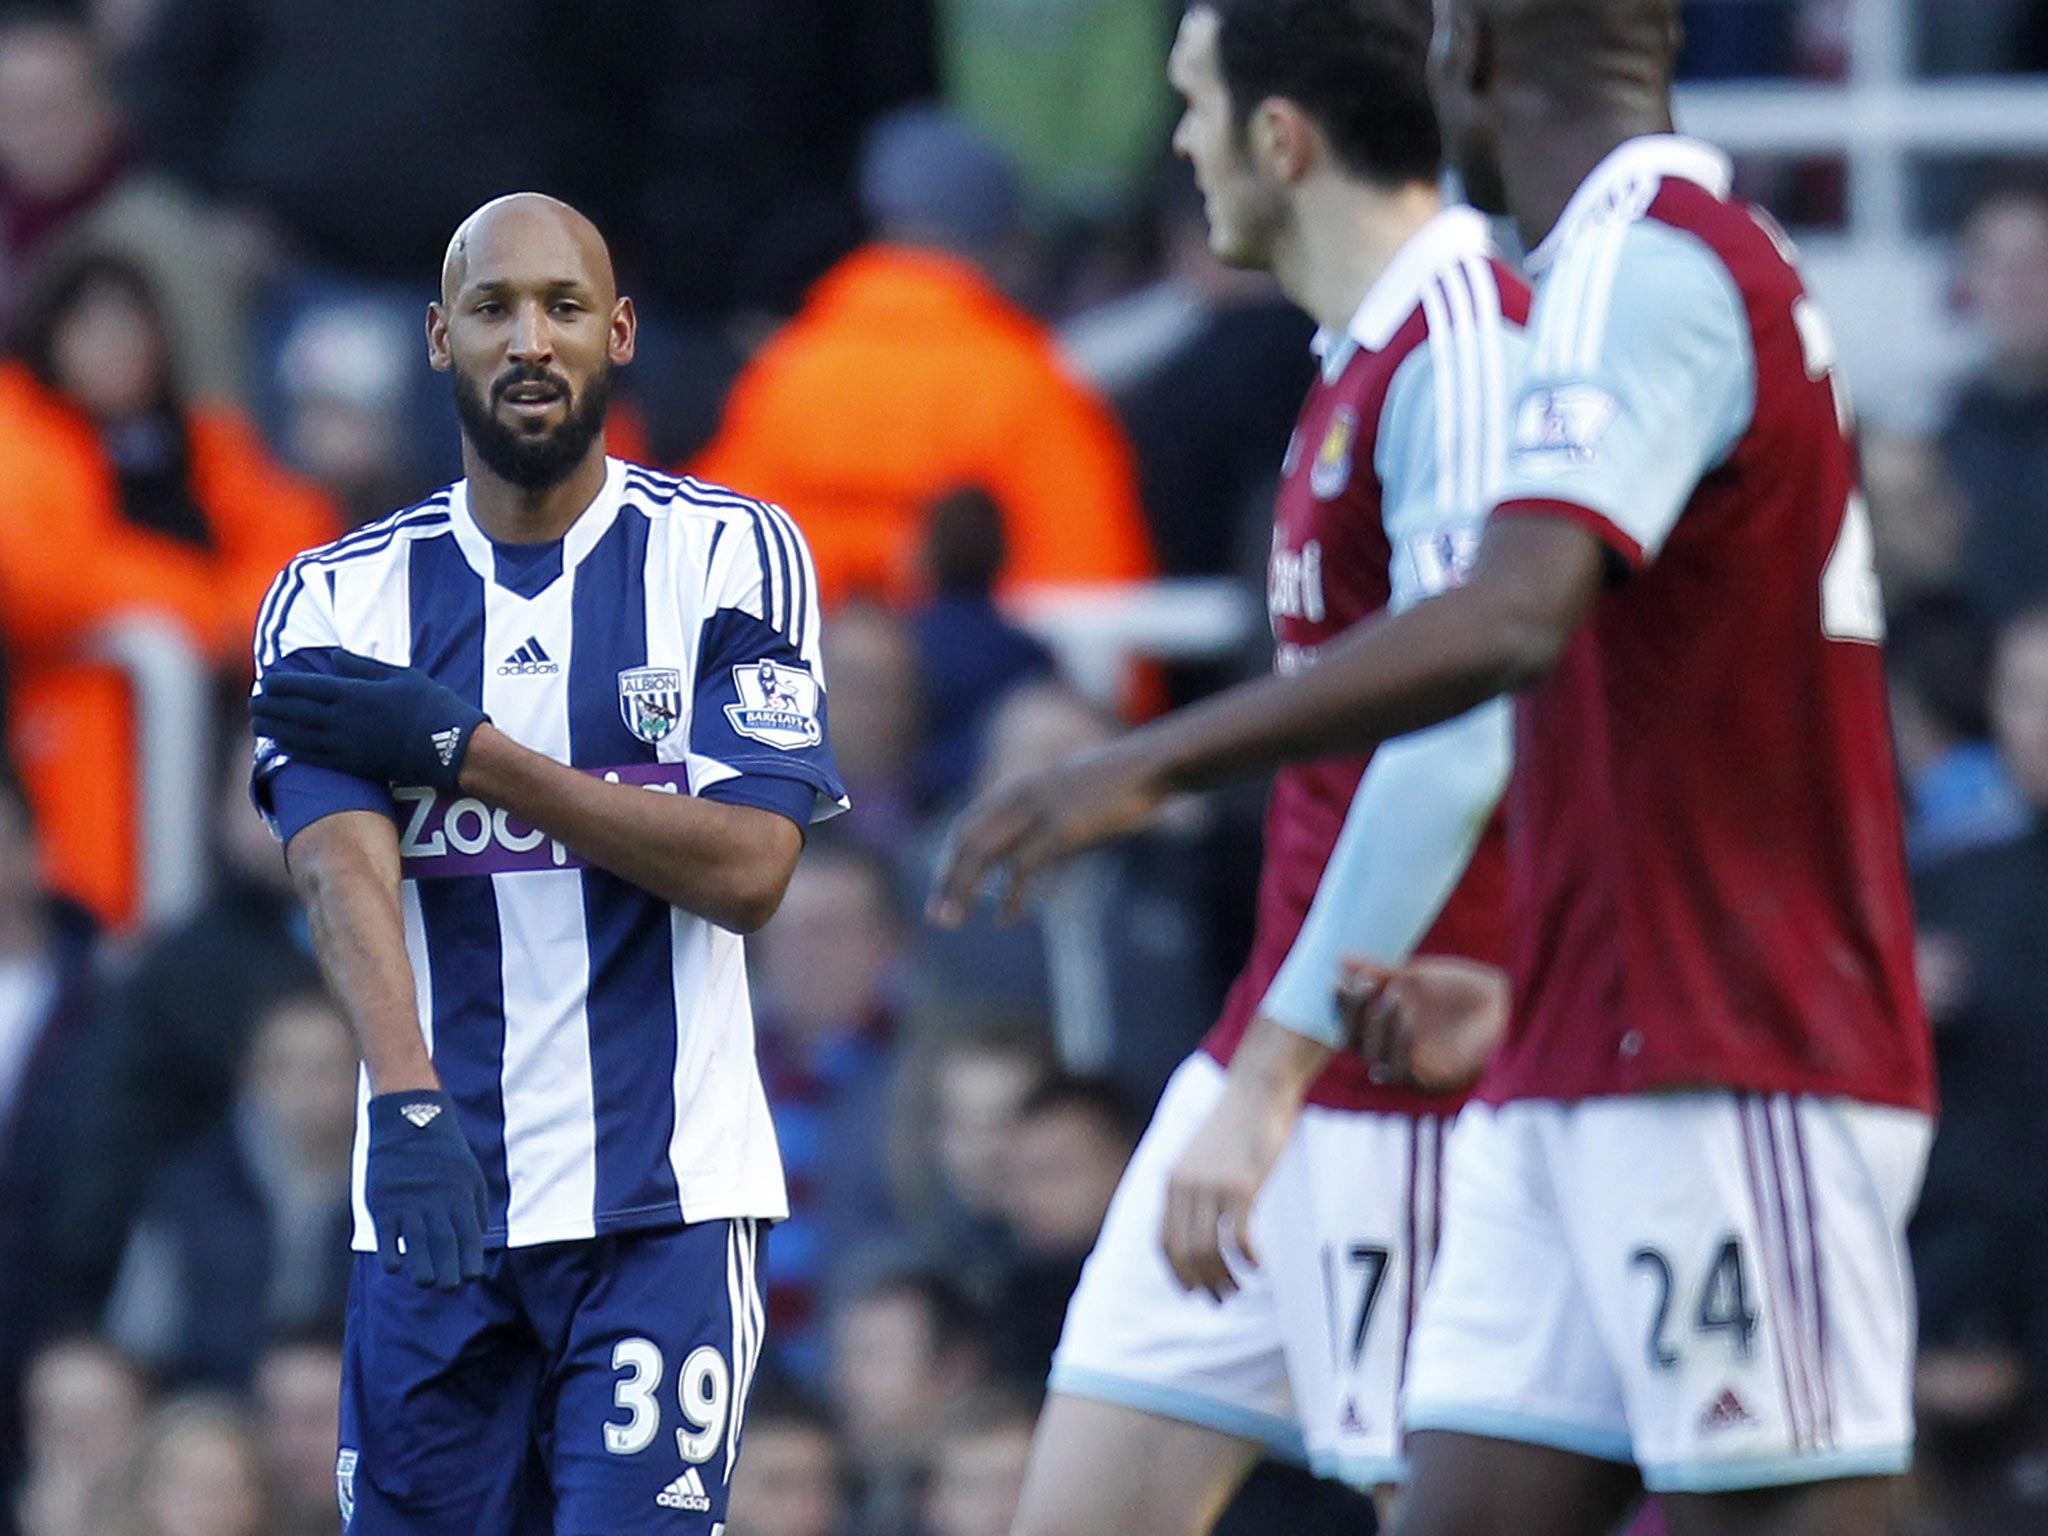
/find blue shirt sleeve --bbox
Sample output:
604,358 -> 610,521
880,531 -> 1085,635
250,645 -> 396,843
690,607 -> 850,824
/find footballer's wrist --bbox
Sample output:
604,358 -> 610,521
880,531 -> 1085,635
1229,1014 -> 1333,1105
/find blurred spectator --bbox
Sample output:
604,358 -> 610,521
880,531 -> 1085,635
1069,173 -> 1313,586
694,106 -> 1154,609
1864,432 -> 1966,612
1888,596 -> 2026,864
1912,608 -> 2048,1473
0,248 -> 333,926
1943,181 -> 2048,625
920,1389 -> 1040,1536
911,684 -> 1224,1102
753,840 -> 908,1384
822,602 -> 926,849
910,486 -> 1056,806
0,14 -> 248,401
0,773 -> 104,1522
892,1026 -> 1051,1291
989,1075 -> 1139,1382
103,987 -> 356,1389
938,0 -> 1172,232
123,0 -> 618,285
830,1269 -> 990,1536
251,1333 -> 341,1536
726,1388 -> 847,1536
272,300 -> 417,528
627,0 -> 937,324
12,1336 -> 146,1536
1921,0 -> 2048,76
104,1394 -> 272,1536
51,722 -> 320,1305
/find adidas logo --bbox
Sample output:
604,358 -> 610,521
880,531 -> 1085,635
398,1102 -> 443,1129
655,1468 -> 712,1513
1698,1386 -> 1756,1434
429,727 -> 463,767
498,638 -> 559,676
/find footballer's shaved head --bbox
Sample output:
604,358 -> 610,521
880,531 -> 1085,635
440,192 -> 616,308
428,192 -> 633,504
1430,0 -> 1681,241
1469,0 -> 1681,88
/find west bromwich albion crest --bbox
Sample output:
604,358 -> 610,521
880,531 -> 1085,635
1310,407 -> 1358,500
727,659 -> 823,751
618,667 -> 683,744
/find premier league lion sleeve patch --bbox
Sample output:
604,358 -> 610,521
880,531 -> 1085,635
688,609 -> 848,825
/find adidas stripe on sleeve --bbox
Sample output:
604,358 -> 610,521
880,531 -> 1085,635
1498,220 -> 1755,567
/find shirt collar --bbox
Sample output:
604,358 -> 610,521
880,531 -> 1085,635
1525,133 -> 1733,273
1311,204 -> 1494,382
450,455 -> 627,592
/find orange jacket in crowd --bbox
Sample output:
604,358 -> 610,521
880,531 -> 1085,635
693,244 -> 1155,607
0,362 -> 337,928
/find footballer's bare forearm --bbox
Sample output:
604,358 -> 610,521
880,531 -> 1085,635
287,811 -> 438,1095
1126,520 -> 1603,797
457,726 -> 801,932
1227,1014 -> 1336,1112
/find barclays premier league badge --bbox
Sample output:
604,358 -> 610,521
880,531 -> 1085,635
617,667 -> 683,744
726,660 -> 822,751
1310,407 -> 1357,500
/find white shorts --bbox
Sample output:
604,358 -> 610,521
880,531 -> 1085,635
1050,1053 -> 1449,1488
1404,1093 -> 1933,1493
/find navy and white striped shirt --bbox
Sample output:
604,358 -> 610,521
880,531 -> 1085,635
252,460 -> 846,1249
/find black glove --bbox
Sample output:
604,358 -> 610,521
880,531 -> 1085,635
254,650 -> 488,792
364,1090 -> 490,1288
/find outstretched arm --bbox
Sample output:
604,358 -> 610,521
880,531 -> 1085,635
930,516 -> 1605,924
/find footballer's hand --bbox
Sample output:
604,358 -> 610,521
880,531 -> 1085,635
364,1091 -> 491,1289
254,650 -> 488,793
927,746 -> 1166,926
1160,1081 -> 1293,1302
1342,956 -> 1509,1095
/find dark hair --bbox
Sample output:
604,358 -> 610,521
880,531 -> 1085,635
743,1380 -> 838,1440
1202,0 -> 1440,187
13,248 -> 173,399
1015,1073 -> 1144,1147
1887,594 -> 1995,743
844,1266 -> 987,1358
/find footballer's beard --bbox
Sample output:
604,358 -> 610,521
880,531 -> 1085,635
453,361 -> 612,491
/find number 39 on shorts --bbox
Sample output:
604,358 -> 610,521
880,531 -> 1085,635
605,1338 -> 732,1463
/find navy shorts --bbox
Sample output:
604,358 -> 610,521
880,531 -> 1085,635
338,1218 -> 765,1536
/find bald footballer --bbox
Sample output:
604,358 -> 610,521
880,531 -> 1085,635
250,194 -> 846,1535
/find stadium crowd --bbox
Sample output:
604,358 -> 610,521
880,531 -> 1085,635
0,1 -> 2044,1534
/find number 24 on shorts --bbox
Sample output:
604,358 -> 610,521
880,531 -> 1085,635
1630,1236 -> 1760,1373
605,1338 -> 732,1462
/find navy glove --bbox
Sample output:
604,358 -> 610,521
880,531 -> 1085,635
254,650 -> 488,792
364,1090 -> 491,1288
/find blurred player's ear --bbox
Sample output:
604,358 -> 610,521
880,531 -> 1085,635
1253,96 -> 1318,185
425,302 -> 452,373
608,295 -> 637,368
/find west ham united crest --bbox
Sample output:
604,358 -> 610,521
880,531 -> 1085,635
617,667 -> 683,744
1310,407 -> 1358,500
